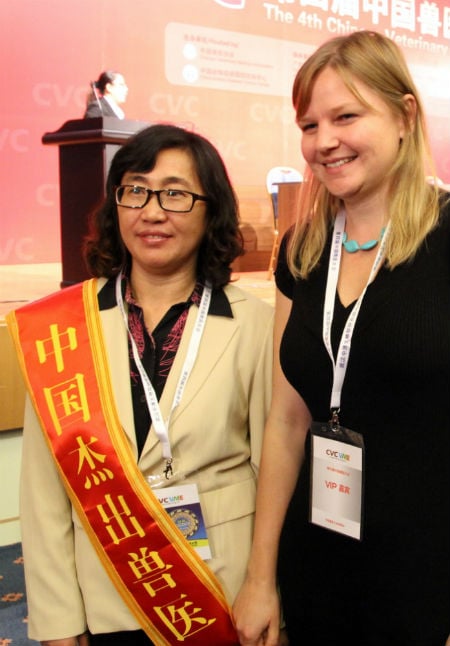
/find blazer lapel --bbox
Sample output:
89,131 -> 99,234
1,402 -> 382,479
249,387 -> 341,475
140,300 -> 239,460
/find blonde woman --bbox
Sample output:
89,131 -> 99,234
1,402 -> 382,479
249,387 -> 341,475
234,30 -> 450,646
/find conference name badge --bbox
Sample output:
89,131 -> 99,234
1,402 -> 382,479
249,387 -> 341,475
156,483 -> 212,560
310,421 -> 365,541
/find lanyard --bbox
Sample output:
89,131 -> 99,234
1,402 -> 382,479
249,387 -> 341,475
323,211 -> 390,416
115,272 -> 212,462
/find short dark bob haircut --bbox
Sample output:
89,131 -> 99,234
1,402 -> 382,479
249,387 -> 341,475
84,124 -> 244,289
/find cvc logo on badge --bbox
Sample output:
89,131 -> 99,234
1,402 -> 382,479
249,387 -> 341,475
213,0 -> 246,8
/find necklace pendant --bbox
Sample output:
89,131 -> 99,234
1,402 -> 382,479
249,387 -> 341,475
342,231 -> 382,254
342,236 -> 362,253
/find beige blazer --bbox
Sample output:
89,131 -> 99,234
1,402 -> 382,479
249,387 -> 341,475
20,281 -> 273,640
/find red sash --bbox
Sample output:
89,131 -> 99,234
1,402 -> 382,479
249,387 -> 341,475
7,279 -> 238,645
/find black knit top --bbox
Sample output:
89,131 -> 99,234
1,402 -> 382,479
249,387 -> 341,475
275,198 -> 450,644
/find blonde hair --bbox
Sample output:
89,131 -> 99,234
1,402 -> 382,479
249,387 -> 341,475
288,30 -> 442,279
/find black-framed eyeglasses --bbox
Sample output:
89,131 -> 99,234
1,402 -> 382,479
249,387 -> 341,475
115,185 -> 209,213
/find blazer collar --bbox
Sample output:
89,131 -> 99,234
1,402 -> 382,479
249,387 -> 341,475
98,276 -> 234,318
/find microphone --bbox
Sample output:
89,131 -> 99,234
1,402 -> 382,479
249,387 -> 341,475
91,81 -> 103,113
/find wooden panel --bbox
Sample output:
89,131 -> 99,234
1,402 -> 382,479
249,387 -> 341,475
233,185 -> 275,272
236,185 -> 274,251
277,181 -> 302,239
0,323 -> 25,431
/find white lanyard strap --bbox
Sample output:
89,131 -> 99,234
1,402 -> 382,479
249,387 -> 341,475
115,272 -> 212,460
323,211 -> 390,412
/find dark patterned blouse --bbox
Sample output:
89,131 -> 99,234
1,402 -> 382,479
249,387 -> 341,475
125,278 -> 203,456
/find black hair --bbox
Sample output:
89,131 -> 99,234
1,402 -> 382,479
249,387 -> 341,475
84,124 -> 244,288
94,70 -> 119,94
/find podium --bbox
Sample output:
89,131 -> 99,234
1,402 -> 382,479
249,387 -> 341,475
42,117 -> 148,286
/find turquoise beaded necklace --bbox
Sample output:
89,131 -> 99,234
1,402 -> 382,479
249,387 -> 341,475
342,227 -> 386,253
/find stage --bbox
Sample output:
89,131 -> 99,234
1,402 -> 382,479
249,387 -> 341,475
0,264 -> 275,432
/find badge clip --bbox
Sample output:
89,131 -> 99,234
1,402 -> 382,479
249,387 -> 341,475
330,408 -> 340,432
164,458 -> 173,480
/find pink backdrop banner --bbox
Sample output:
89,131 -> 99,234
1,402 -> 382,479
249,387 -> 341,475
1,0 -> 449,264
